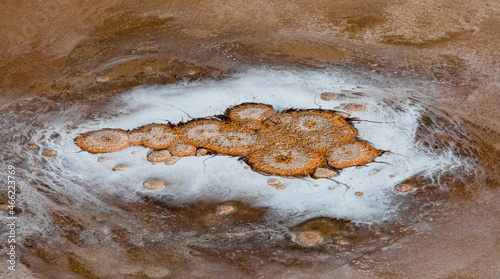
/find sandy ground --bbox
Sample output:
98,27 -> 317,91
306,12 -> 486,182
1,1 -> 500,278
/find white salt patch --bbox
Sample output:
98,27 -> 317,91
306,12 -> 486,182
41,68 -> 464,224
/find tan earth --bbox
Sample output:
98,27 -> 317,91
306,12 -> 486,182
2,1 -> 500,278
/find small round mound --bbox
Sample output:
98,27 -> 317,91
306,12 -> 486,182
97,157 -> 107,162
143,179 -> 164,190
247,145 -> 325,177
75,129 -> 130,153
320,92 -> 336,101
227,103 -> 276,122
139,123 -> 177,150
267,178 -> 281,186
169,142 -> 197,157
112,164 -> 127,171
164,156 -> 180,165
179,119 -> 224,147
206,125 -> 259,155
196,148 -> 208,156
276,184 -> 287,190
313,168 -> 336,178
336,103 -> 366,113
343,103 -> 366,113
42,150 -> 57,157
326,141 -> 380,169
147,150 -> 172,162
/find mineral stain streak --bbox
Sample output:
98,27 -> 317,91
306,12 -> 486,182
75,103 -> 381,177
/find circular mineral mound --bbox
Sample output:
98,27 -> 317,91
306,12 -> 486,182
303,125 -> 358,153
169,142 -> 197,157
74,129 -> 130,153
164,156 -> 181,165
326,141 -> 380,169
139,123 -> 177,150
227,103 -> 276,122
205,124 -> 260,155
247,145 -> 325,177
73,105 -> 380,175
267,110 -> 341,133
313,168 -> 336,178
112,164 -> 127,171
336,103 -> 366,113
216,204 -> 236,215
344,103 -> 366,113
275,184 -> 287,190
320,92 -> 337,101
143,179 -> 165,190
196,148 -> 208,156
333,124 -> 358,142
179,119 -> 225,147
267,178 -> 281,186
97,157 -> 107,162
128,128 -> 146,146
147,150 -> 172,162
265,110 -> 358,153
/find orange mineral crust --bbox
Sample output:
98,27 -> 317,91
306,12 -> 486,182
75,104 -> 380,177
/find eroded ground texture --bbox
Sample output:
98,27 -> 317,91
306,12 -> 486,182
1,1 -> 500,278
